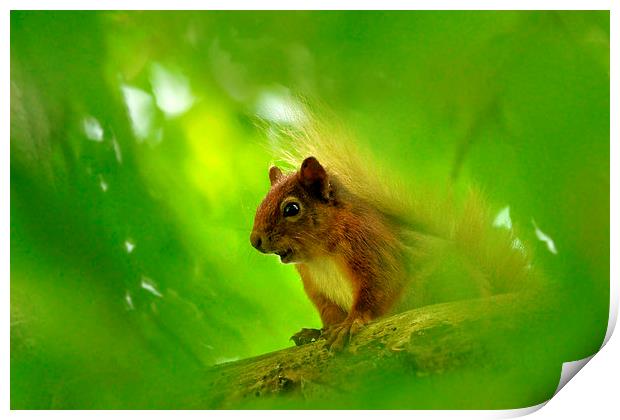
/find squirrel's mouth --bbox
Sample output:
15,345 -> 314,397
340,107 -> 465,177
275,248 -> 293,263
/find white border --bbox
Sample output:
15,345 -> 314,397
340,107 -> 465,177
605,2 -> 618,350
2,0 -> 615,10
3,0 -> 12,417
3,2 -> 617,418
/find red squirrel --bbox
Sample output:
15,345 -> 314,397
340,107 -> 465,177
250,118 -> 535,351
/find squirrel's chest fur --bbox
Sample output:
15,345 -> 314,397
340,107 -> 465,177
304,258 -> 354,311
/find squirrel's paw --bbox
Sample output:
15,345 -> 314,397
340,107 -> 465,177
290,328 -> 322,346
323,318 -> 367,352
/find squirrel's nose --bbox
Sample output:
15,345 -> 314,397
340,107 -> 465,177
250,232 -> 266,253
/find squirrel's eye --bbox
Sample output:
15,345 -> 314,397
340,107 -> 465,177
283,202 -> 300,218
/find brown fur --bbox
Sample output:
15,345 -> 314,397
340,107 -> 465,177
251,113 -> 539,350
251,157 -> 413,349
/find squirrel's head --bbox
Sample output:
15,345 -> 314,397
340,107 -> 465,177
250,157 -> 335,264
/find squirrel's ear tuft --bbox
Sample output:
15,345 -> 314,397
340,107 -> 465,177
299,157 -> 330,199
269,166 -> 283,186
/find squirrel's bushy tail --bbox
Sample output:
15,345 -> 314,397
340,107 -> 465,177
263,104 -> 539,301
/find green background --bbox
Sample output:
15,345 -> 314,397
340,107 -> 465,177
10,11 -> 609,409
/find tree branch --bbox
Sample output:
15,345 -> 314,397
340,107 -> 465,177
200,292 -> 559,408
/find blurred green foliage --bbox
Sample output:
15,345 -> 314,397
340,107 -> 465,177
10,11 -> 609,409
